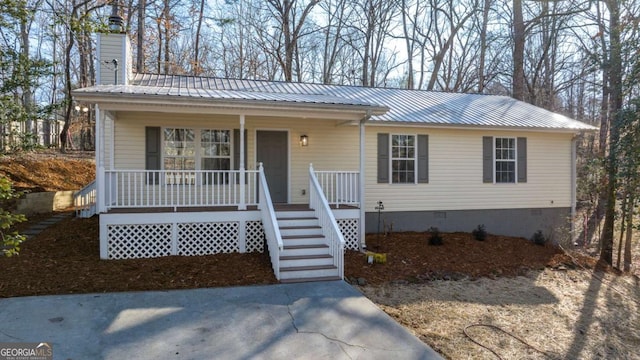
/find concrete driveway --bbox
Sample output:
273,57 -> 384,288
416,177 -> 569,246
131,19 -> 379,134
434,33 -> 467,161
0,281 -> 442,359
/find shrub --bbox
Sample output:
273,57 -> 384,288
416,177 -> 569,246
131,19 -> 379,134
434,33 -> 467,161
531,230 -> 547,246
0,176 -> 26,256
472,224 -> 487,241
427,227 -> 443,246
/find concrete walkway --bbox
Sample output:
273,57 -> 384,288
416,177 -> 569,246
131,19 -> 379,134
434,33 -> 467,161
0,281 -> 442,360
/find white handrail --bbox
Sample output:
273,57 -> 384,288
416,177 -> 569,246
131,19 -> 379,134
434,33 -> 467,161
74,180 -> 97,218
314,170 -> 360,208
258,163 -> 283,279
103,169 -> 258,209
309,164 -> 345,279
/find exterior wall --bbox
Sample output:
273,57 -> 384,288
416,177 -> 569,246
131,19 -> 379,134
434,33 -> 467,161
112,112 -> 360,204
364,126 -> 574,212
365,207 -> 571,241
96,33 -> 131,85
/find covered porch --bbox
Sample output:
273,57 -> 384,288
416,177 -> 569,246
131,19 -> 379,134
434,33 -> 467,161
71,92 -> 384,281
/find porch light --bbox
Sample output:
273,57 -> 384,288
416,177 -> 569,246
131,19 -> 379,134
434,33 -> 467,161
300,134 -> 309,147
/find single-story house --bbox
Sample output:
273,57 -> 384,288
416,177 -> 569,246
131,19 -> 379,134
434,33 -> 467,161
72,31 -> 596,282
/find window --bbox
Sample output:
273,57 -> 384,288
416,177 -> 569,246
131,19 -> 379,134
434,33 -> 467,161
377,133 -> 428,184
495,137 -> 516,183
201,130 -> 231,171
391,134 -> 416,184
201,130 -> 231,184
162,128 -> 232,184
163,128 -> 195,170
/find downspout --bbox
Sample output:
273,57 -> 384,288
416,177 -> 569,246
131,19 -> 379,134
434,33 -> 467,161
359,110 -> 371,251
570,135 -> 577,241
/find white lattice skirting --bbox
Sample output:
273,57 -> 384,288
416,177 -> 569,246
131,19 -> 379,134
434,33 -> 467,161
337,218 -> 359,250
102,212 -> 265,260
101,212 -> 358,259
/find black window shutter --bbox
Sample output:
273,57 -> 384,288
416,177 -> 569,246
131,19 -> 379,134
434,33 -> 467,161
233,129 -> 248,184
145,127 -> 161,184
517,137 -> 527,183
417,134 -> 429,183
377,133 -> 389,183
482,136 -> 493,183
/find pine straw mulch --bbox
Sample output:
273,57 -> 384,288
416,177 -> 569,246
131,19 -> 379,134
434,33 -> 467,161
1,213 -> 600,298
0,149 -> 95,192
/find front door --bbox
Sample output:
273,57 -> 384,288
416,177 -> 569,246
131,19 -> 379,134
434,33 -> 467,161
256,131 -> 288,203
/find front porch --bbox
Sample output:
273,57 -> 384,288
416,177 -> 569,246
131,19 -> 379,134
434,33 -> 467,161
78,165 -> 361,281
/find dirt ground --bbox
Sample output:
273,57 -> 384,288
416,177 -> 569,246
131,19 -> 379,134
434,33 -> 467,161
361,269 -> 640,359
0,149 -> 94,192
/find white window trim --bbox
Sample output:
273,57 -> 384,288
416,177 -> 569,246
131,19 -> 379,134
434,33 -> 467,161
389,133 -> 418,185
493,136 -> 518,184
161,127 -> 234,171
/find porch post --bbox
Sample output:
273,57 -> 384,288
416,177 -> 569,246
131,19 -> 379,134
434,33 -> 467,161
238,114 -> 246,210
359,113 -> 368,251
96,105 -> 106,213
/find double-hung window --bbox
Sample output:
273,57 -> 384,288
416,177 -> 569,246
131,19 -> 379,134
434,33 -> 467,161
377,133 -> 428,184
201,129 -> 231,184
391,134 -> 416,184
495,137 -> 516,183
482,136 -> 527,184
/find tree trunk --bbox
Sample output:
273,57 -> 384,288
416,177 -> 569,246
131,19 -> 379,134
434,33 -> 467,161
193,0 -> 205,75
600,0 -> 622,266
623,192 -> 634,272
478,0 -> 490,93
512,0 -> 525,101
137,0 -> 145,73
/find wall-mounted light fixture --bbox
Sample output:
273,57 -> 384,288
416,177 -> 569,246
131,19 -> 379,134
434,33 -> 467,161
300,134 -> 309,147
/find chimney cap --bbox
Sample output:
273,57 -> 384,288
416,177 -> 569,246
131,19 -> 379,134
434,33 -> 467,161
108,2 -> 124,33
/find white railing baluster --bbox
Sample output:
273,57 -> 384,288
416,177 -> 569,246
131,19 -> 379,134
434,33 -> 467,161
257,163 -> 282,279
309,165 -> 345,280
313,170 -> 360,208
99,169 -> 259,210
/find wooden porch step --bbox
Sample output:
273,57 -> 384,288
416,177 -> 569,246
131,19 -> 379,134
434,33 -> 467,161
282,244 -> 329,250
276,216 -> 317,221
280,276 -> 342,284
280,254 -> 332,261
281,234 -> 325,240
279,225 -> 321,230
280,264 -> 337,272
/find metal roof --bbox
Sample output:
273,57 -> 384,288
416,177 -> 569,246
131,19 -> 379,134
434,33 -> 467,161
73,73 -> 597,131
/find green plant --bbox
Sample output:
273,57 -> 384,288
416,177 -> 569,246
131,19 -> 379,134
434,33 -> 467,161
472,224 -> 487,241
531,230 -> 547,246
0,176 -> 26,256
428,227 -> 443,246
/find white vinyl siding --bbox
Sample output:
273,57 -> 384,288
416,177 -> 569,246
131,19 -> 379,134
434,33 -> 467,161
366,127 -> 572,212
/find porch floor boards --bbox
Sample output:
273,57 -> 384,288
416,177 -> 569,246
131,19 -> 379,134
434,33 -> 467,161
105,203 -> 358,214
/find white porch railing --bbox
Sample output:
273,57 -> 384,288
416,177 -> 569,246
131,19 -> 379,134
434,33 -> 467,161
314,170 -> 359,208
74,180 -> 97,218
258,163 -> 283,279
104,169 -> 258,209
309,164 -> 345,279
